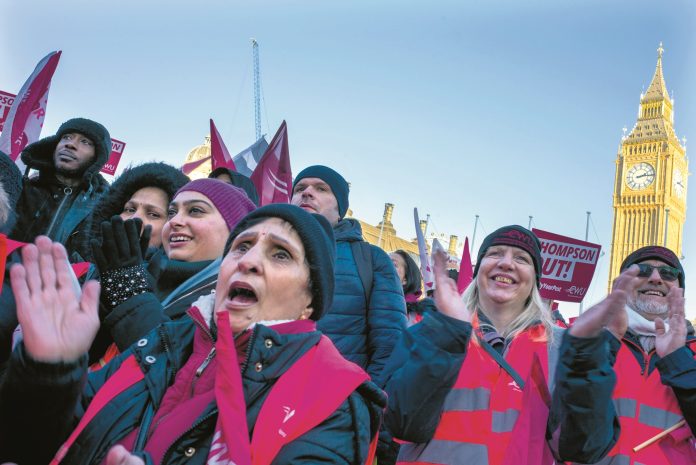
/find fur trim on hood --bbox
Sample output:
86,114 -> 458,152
77,162 -> 190,262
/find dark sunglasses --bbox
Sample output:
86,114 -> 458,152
636,263 -> 681,282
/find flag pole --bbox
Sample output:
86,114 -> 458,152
471,214 -> 480,254
579,211 -> 591,315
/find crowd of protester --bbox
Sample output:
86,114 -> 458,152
0,117 -> 693,464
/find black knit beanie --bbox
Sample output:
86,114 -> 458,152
293,165 -> 349,219
473,225 -> 543,286
20,117 -> 112,179
620,245 -> 685,288
209,167 -> 260,206
223,204 -> 336,320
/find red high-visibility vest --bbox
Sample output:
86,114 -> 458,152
397,324 -> 557,465
602,339 -> 696,464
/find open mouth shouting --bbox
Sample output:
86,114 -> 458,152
226,281 -> 259,308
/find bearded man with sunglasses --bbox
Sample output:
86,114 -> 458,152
599,245 -> 696,464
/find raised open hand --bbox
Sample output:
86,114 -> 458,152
570,265 -> 641,339
655,287 -> 686,358
11,236 -> 100,363
432,239 -> 471,323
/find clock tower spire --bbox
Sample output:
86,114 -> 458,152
607,43 -> 688,289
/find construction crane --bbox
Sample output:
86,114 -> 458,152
251,38 -> 261,141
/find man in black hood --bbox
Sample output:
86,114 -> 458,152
9,117 -> 111,261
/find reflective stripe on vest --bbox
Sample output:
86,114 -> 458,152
398,439 -> 488,464
398,324 -> 557,465
614,398 -> 637,418
638,404 -> 682,430
605,339 -> 696,464
492,409 -> 519,433
442,387 -> 490,411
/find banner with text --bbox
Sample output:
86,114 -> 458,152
101,138 -> 126,176
0,91 -> 15,132
532,228 -> 601,303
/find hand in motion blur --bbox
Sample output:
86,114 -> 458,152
570,265 -> 640,339
106,446 -> 145,465
432,239 -> 471,323
655,287 -> 687,358
11,236 -> 100,362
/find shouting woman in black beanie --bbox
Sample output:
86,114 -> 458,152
1,204 -> 384,465
383,224 -> 642,464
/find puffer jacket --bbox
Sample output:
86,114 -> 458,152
10,137 -> 109,261
0,311 -> 386,465
317,218 -> 406,383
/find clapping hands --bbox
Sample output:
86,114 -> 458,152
432,239 -> 471,323
570,265 -> 640,339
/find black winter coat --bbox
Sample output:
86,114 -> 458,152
0,317 -> 385,465
90,252 -> 218,363
9,140 -> 109,261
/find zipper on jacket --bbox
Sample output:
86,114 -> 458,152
240,326 -> 259,374
164,280 -> 217,311
159,326 -> 172,357
623,337 -> 652,376
44,186 -> 73,238
161,327 -> 259,462
190,347 -> 216,396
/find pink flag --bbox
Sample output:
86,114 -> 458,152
457,236 -> 473,293
0,51 -> 61,170
250,121 -> 292,206
210,119 -> 236,172
414,208 -> 435,292
181,155 -> 211,175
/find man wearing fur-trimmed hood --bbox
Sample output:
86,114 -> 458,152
10,117 -> 111,261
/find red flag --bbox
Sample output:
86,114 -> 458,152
100,138 -> 126,176
0,51 -> 61,171
250,121 -> 292,206
457,236 -> 473,293
210,119 -> 236,172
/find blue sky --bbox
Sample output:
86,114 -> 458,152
1,0 -> 695,317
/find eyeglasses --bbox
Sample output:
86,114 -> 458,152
636,264 -> 681,282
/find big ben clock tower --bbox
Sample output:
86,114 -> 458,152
608,43 -> 688,288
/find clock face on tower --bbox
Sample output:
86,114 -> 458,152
626,162 -> 655,190
673,169 -> 686,198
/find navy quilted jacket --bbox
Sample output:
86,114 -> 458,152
317,218 -> 407,384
